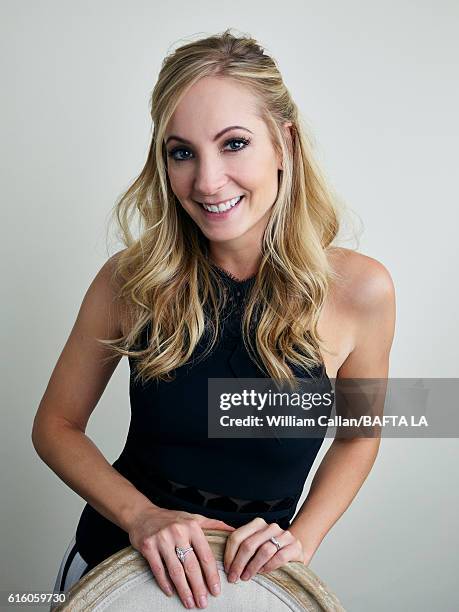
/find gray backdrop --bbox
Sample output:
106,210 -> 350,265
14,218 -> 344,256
2,1 -> 458,610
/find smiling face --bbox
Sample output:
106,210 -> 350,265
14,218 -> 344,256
164,76 -> 286,258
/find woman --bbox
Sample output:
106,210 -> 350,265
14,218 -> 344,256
32,29 -> 395,610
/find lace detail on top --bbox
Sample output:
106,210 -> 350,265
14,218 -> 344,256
168,478 -> 296,513
152,472 -> 295,513
210,262 -> 257,285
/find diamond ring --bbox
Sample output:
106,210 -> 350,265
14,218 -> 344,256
270,536 -> 282,551
175,545 -> 194,564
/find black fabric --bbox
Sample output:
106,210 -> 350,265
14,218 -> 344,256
75,264 -> 333,569
59,542 -> 79,591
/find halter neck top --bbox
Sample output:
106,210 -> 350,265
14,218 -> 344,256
75,264 -> 333,570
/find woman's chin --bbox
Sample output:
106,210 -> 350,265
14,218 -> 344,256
201,226 -> 246,242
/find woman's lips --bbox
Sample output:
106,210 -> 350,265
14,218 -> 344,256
195,195 -> 244,220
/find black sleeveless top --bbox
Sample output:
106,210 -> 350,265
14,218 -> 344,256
75,265 -> 333,570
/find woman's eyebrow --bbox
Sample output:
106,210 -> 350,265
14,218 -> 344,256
165,125 -> 253,146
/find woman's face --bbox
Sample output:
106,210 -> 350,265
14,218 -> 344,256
164,76 -> 288,250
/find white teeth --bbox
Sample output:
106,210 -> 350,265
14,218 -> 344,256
201,195 -> 242,213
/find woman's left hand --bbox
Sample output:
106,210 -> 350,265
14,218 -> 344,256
223,517 -> 305,582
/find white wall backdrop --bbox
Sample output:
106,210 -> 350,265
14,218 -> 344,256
2,1 -> 458,610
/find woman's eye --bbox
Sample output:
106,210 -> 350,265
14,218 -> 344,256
168,137 -> 251,162
169,149 -> 192,161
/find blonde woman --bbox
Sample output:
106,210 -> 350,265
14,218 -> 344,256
32,29 -> 395,610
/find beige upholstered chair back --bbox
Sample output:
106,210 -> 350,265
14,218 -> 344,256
54,529 -> 345,611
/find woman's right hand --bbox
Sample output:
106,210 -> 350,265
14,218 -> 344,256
128,505 -> 236,609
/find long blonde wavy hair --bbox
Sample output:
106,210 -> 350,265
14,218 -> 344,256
100,28 -> 349,390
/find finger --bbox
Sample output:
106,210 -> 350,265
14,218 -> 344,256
223,517 -> 267,574
179,548 -> 210,610
159,541 -> 198,609
197,517 -> 236,532
189,522 -> 222,597
259,541 -> 298,574
241,530 -> 296,580
228,522 -> 284,582
143,546 -> 175,597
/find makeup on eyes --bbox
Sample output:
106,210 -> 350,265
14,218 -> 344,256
167,136 -> 251,162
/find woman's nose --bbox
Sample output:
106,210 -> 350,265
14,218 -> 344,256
193,156 -> 227,197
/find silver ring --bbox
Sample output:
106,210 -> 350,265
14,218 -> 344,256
270,536 -> 283,551
175,545 -> 194,564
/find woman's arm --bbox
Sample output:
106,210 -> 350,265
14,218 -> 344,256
289,258 -> 396,564
289,437 -> 380,564
31,253 -> 157,531
32,419 -> 158,533
32,256 -> 235,608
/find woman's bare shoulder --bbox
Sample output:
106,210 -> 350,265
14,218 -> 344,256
322,247 -> 395,365
326,246 -> 395,312
324,247 -> 396,378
